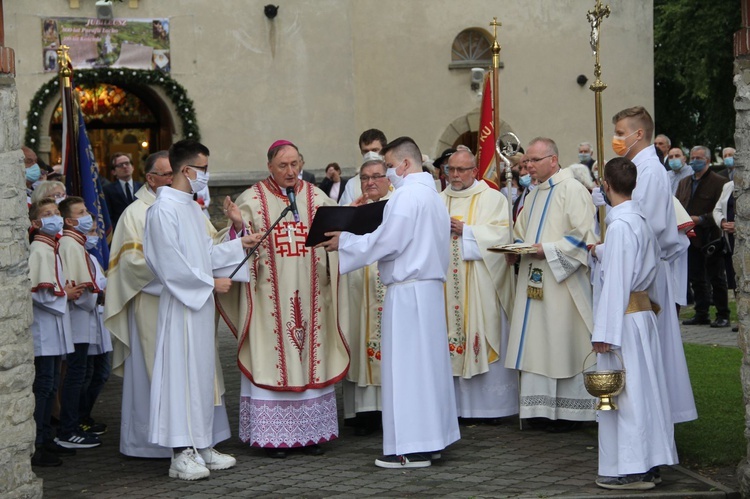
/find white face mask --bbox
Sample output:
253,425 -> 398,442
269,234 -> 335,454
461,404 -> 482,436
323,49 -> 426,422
85,235 -> 99,250
187,167 -> 209,194
385,162 -> 406,189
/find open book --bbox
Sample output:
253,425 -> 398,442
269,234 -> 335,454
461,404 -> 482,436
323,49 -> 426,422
305,200 -> 388,247
488,242 -> 537,254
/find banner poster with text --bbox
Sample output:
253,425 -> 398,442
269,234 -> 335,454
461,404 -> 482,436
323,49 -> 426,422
42,17 -> 170,73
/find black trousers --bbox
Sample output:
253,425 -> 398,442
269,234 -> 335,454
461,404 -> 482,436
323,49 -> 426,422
687,245 -> 729,320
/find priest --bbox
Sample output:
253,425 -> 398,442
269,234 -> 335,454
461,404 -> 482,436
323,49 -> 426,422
338,151 -> 392,435
504,137 -> 598,430
217,140 -> 349,458
440,149 -> 518,421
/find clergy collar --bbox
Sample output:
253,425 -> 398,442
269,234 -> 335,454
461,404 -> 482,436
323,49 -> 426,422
444,179 -> 486,198
536,167 -> 571,190
263,176 -> 303,199
62,229 -> 86,245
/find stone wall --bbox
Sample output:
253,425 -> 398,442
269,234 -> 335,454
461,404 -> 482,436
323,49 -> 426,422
0,74 -> 42,497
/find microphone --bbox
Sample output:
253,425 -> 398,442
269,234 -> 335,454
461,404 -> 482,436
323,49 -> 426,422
286,186 -> 300,223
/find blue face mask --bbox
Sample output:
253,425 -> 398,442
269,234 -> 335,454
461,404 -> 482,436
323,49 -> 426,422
26,163 -> 41,183
668,158 -> 683,171
85,235 -> 99,250
578,153 -> 592,163
689,159 -> 707,173
40,215 -> 63,236
724,156 -> 735,168
519,174 -> 532,188
601,187 -> 612,207
74,214 -> 94,234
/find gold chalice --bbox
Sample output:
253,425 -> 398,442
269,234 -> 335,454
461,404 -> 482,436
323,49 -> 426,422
582,350 -> 625,411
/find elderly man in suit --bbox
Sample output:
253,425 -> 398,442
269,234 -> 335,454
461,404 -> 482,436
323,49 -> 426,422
676,145 -> 730,328
104,153 -> 143,228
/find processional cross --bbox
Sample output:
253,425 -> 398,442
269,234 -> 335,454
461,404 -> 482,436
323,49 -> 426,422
586,0 -> 610,92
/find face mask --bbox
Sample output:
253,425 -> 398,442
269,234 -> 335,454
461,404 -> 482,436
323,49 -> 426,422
668,159 -> 683,171
40,215 -> 63,236
85,235 -> 99,250
54,195 -> 66,205
519,174 -> 532,188
187,168 -> 209,194
689,159 -> 707,173
578,153 -> 592,163
385,165 -> 405,189
724,157 -> 735,168
611,130 -> 639,157
601,187 -> 612,207
25,163 -> 41,183
74,214 -> 94,234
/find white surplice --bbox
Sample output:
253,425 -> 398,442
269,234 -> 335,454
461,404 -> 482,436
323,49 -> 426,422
144,186 -> 245,449
631,146 -> 697,424
591,200 -> 678,476
339,172 -> 461,456
88,255 -> 113,355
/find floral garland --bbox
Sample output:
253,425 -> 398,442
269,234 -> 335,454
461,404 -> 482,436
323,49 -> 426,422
24,68 -> 200,148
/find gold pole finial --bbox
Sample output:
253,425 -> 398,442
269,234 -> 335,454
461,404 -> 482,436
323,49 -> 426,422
586,0 -> 610,240
56,44 -> 73,87
490,17 -> 502,63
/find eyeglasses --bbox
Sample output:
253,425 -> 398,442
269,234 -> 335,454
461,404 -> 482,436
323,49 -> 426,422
446,166 -> 475,174
115,161 -> 132,168
187,164 -> 208,172
148,171 -> 174,177
360,174 -> 387,183
526,155 -> 553,165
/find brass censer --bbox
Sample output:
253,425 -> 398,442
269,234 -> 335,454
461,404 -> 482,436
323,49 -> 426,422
582,350 -> 625,411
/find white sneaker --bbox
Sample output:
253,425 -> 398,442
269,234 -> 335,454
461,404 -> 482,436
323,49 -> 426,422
198,447 -> 237,470
169,449 -> 210,480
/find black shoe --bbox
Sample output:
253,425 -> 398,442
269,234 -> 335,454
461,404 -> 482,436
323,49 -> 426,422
303,444 -> 325,456
32,446 -> 62,467
482,418 -> 503,426
79,421 -> 107,435
264,448 -> 287,459
44,440 -> 76,456
525,417 -> 551,430
733,325 -> 739,332
710,318 -> 730,328
682,316 -> 711,326
354,426 -> 375,436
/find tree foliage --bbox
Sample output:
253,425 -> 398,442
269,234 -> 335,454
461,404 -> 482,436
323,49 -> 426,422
654,0 -> 740,155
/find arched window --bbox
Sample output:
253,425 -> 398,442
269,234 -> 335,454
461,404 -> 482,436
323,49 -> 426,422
449,28 -> 493,70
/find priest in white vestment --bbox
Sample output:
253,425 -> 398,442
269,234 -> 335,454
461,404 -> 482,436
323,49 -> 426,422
106,151 -> 236,458
143,140 -> 257,480
440,149 -> 518,420
338,152 -> 392,435
590,157 -> 677,491
609,107 -> 696,424
505,138 -> 598,429
321,137 -> 460,469
216,140 -> 349,459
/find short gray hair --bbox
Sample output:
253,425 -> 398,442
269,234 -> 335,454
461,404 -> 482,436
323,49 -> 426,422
30,180 -> 65,204
690,145 -> 711,162
529,137 -> 559,157
578,142 -> 593,152
655,134 -> 671,147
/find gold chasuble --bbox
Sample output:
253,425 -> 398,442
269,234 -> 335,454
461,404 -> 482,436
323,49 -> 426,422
440,181 -> 514,378
217,178 -> 349,391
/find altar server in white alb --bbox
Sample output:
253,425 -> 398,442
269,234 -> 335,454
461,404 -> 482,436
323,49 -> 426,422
320,136 -> 461,469
439,148 -> 518,421
590,157 -> 677,491
608,106 -> 696,424
143,140 -> 260,481
504,137 -> 598,431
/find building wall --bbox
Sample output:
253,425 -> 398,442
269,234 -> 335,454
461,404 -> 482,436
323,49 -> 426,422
5,0 -> 653,180
0,73 -> 43,498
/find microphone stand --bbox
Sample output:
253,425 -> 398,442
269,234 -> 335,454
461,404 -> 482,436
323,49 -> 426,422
229,205 -> 292,279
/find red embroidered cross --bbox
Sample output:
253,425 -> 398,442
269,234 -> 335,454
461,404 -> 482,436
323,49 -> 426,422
273,221 -> 309,257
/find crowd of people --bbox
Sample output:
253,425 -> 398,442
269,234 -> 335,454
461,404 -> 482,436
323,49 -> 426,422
25,104 -> 737,490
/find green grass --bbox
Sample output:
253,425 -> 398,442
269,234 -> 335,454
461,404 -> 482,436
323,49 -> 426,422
674,343 -> 744,467
679,300 -> 738,323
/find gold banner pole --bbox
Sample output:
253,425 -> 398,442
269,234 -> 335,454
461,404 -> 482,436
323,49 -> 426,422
587,0 -> 610,241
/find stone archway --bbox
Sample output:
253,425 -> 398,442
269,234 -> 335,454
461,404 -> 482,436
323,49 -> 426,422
435,107 -> 515,158
23,69 -> 200,169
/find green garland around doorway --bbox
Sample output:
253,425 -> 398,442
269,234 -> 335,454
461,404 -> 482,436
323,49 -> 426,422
24,69 -> 200,148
